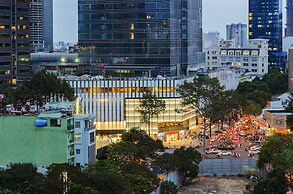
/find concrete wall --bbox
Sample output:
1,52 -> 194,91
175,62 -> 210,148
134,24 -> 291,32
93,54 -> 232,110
0,116 -> 69,166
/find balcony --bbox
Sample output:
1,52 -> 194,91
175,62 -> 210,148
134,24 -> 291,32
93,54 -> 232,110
67,124 -> 74,131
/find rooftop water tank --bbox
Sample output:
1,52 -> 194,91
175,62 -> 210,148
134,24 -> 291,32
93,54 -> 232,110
35,118 -> 47,127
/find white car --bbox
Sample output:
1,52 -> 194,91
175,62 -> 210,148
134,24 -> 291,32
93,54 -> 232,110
249,150 -> 260,154
250,146 -> 261,151
207,148 -> 221,154
218,151 -> 232,156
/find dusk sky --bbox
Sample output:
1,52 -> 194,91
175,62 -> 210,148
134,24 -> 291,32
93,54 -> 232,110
53,0 -> 248,43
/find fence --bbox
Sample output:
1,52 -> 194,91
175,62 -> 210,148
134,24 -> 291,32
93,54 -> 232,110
199,157 -> 257,176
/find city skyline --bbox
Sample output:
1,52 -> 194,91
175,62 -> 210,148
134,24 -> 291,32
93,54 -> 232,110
53,0 -> 248,43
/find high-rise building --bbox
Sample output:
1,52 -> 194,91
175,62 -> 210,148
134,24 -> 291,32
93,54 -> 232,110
0,0 -> 31,92
288,49 -> 293,92
249,0 -> 286,69
29,0 -> 53,52
203,31 -> 220,50
226,23 -> 247,48
78,0 -> 202,77
286,0 -> 293,36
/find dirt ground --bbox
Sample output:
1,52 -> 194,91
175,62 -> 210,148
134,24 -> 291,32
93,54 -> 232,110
178,176 -> 249,194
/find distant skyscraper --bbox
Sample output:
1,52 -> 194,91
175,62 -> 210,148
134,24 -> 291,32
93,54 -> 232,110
203,32 -> 220,50
286,0 -> 293,36
226,23 -> 247,48
29,0 -> 53,52
78,0 -> 202,77
0,0 -> 31,91
249,0 -> 286,69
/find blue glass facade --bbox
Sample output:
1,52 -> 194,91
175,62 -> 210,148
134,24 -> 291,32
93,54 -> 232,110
78,0 -> 202,77
249,0 -> 286,69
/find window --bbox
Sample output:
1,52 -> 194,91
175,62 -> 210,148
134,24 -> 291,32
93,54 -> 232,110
75,134 -> 81,142
220,50 -> 227,55
76,149 -> 81,154
90,132 -> 95,143
243,50 -> 250,56
50,119 -> 61,127
228,51 -> 234,55
75,121 -> 81,128
251,50 -> 259,56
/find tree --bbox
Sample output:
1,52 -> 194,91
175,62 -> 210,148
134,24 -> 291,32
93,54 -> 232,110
253,168 -> 289,194
160,181 -> 178,194
121,162 -> 160,193
2,70 -> 75,112
257,135 -> 293,189
45,163 -> 89,194
0,164 -> 45,194
177,76 -> 226,155
108,128 -> 164,163
262,67 -> 288,95
137,92 -> 166,136
156,147 -> 201,184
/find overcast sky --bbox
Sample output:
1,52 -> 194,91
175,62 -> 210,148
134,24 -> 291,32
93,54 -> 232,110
53,0 -> 249,43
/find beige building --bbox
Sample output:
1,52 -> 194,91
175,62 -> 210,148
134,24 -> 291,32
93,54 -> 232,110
288,49 -> 293,92
263,110 -> 293,135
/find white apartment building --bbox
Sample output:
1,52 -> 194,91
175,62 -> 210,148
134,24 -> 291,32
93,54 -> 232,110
74,114 -> 96,166
205,39 -> 269,76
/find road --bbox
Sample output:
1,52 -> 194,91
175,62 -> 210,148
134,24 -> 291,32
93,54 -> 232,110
164,116 -> 265,160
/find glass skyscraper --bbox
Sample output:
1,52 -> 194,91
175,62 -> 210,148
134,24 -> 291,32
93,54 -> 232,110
78,0 -> 202,77
226,23 -> 248,48
249,0 -> 286,69
286,0 -> 293,36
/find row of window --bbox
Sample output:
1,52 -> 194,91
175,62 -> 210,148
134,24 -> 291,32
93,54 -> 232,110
79,2 -> 170,11
220,50 -> 259,56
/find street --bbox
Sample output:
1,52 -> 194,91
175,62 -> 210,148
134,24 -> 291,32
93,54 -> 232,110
164,115 -> 265,160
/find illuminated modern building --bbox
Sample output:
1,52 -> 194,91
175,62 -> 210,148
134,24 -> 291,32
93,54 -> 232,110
0,0 -> 31,91
67,76 -> 197,139
31,52 -> 80,74
78,0 -> 202,77
226,23 -> 247,48
249,0 -> 286,69
29,0 -> 53,52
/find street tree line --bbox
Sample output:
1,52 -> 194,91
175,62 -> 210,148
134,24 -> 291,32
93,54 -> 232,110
0,128 -> 201,194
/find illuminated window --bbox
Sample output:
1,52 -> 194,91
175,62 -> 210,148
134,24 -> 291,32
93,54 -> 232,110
0,26 -> 5,29
130,23 -> 134,30
75,134 -> 81,141
11,26 -> 16,31
130,32 -> 134,40
5,70 -> 10,75
19,17 -> 23,20
243,50 -> 250,56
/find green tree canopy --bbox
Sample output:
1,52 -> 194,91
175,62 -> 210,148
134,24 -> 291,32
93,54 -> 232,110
156,147 -> 201,184
160,181 -> 178,194
108,128 -> 164,163
0,164 -> 45,194
3,70 -> 75,111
